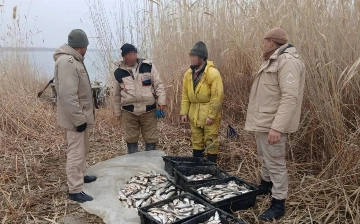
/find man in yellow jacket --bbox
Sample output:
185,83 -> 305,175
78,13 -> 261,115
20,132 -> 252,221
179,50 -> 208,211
180,41 -> 224,163
245,27 -> 305,221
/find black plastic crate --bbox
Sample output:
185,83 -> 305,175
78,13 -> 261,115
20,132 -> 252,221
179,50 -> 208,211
182,208 -> 248,224
189,177 -> 258,213
138,193 -> 215,224
163,156 -> 216,177
174,166 -> 230,191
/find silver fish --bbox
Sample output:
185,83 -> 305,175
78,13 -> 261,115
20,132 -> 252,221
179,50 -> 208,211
197,180 -> 252,202
147,197 -> 208,223
118,171 -> 182,209
185,174 -> 214,181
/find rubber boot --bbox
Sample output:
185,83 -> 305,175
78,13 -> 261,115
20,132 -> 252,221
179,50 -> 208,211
193,149 -> 204,158
127,143 -> 138,154
206,154 -> 218,163
68,191 -> 93,203
145,143 -> 156,151
259,198 -> 286,221
258,179 -> 273,196
84,175 -> 97,183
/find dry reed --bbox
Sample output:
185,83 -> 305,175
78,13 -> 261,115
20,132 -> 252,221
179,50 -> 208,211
0,0 -> 359,223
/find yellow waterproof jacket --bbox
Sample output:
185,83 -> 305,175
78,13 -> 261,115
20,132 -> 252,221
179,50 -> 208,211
180,61 -> 224,128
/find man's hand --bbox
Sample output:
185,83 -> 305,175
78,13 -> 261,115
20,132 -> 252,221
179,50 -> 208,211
76,122 -> 87,132
268,129 -> 281,144
206,117 -> 214,125
158,105 -> 166,111
181,115 -> 188,123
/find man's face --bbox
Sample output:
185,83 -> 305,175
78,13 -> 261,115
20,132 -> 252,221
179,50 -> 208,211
262,39 -> 273,53
190,55 -> 202,67
80,46 -> 88,56
124,52 -> 138,66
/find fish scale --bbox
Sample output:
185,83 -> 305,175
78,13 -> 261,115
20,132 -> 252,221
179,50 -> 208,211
117,171 -> 182,209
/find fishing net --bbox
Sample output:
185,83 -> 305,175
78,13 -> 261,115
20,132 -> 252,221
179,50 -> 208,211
80,150 -> 167,224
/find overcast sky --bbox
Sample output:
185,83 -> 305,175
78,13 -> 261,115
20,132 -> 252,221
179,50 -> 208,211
0,0 -> 119,48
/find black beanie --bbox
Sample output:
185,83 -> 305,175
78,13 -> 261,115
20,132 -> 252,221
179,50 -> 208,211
190,41 -> 208,59
121,43 -> 137,57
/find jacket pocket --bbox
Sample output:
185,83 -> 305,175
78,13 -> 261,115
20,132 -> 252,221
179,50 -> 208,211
259,106 -> 277,114
268,144 -> 285,158
262,64 -> 279,86
254,107 -> 277,129
80,102 -> 95,125
141,73 -> 152,86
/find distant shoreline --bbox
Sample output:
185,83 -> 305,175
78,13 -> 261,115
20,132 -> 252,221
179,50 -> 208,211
0,47 -> 119,52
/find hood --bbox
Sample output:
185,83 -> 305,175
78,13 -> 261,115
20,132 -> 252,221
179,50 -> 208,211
53,44 -> 84,62
204,60 -> 214,73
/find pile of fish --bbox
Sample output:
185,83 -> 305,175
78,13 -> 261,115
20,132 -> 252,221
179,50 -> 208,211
185,174 -> 213,181
117,171 -> 181,209
147,197 -> 207,223
197,181 -> 252,202
201,211 -> 221,224
200,211 -> 239,224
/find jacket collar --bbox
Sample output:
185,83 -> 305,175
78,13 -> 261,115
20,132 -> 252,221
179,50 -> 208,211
256,44 -> 298,76
269,44 -> 290,60
53,44 -> 84,62
117,58 -> 151,69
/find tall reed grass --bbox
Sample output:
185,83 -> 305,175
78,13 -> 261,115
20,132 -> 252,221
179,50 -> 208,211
87,0 -> 360,222
0,0 -> 359,223
90,0 -> 360,178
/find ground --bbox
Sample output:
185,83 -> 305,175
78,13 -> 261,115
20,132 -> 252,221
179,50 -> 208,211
0,108 -> 358,224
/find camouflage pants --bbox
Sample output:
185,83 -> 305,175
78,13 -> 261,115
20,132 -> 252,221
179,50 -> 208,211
190,119 -> 221,155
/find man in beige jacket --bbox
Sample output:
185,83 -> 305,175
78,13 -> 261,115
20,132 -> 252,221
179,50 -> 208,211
54,29 -> 96,203
114,43 -> 166,153
245,27 -> 305,221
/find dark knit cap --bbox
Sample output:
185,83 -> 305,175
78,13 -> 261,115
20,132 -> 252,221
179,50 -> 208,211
68,29 -> 89,48
190,41 -> 208,59
121,43 -> 137,57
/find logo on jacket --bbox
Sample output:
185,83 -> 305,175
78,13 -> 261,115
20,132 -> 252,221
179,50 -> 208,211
285,72 -> 295,84
68,56 -> 74,63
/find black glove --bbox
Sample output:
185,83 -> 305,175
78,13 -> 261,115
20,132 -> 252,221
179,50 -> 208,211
76,122 -> 87,132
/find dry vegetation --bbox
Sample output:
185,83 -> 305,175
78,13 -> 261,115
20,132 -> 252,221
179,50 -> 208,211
1,0 -> 360,223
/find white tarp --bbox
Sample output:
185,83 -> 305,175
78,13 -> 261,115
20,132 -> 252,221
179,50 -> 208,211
80,150 -> 167,224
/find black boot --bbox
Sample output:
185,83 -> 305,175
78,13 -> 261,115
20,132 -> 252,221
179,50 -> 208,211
258,179 -> 273,195
84,175 -> 97,183
68,191 -> 93,203
206,154 -> 217,163
193,149 -> 204,158
127,143 -> 138,154
145,143 -> 156,151
259,198 -> 285,221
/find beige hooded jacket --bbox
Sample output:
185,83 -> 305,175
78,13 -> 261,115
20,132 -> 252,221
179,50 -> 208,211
53,44 -> 95,131
113,59 -> 166,116
245,44 -> 306,133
